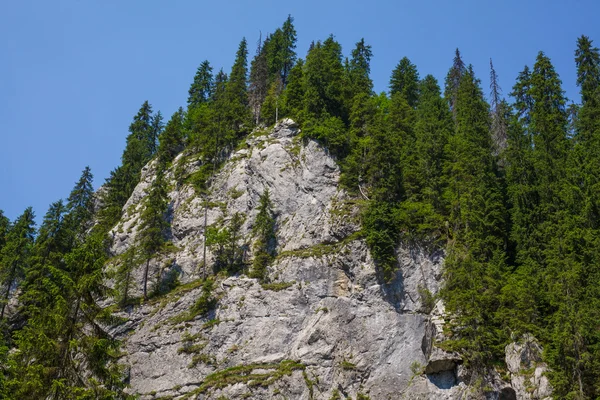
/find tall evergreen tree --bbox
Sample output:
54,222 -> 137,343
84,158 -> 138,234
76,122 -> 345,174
188,60 -> 214,109
138,168 -> 170,299
249,35 -> 269,124
0,211 -> 9,251
250,189 -> 276,281
398,75 -> 452,239
302,36 -> 348,154
280,15 -> 297,86
347,38 -> 373,99
444,48 -> 466,119
0,207 -> 35,319
65,166 -> 95,242
100,101 -> 160,230
281,58 -> 305,121
575,35 -> 600,105
389,57 -> 420,108
223,38 -> 251,142
442,66 -> 508,367
158,107 -> 186,165
489,59 -> 509,154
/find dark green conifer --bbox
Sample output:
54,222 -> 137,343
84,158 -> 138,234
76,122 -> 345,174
250,189 -> 276,281
138,168 -> 170,299
0,207 -> 35,319
389,57 -> 420,108
188,60 -> 214,109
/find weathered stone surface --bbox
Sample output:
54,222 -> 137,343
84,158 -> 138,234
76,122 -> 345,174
505,334 -> 552,400
105,120 -> 541,399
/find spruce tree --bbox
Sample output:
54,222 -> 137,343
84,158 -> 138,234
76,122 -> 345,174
281,58 -> 304,121
0,211 -> 9,251
65,166 -> 95,242
280,15 -> 297,85
444,48 -> 466,119
575,35 -> 600,104
0,207 -> 35,319
302,36 -> 348,154
223,38 -> 251,140
347,38 -> 373,99
100,101 -> 160,230
441,66 -> 507,366
250,189 -> 276,281
489,59 -> 508,154
389,57 -> 420,108
249,35 -> 269,124
158,107 -> 186,165
188,60 -> 214,109
398,75 -> 452,239
138,168 -> 170,299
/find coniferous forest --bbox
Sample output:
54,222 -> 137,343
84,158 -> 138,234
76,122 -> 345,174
2,16 -> 600,399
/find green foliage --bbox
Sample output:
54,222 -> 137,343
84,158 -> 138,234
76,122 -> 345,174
206,212 -> 247,275
195,360 -> 305,394
362,202 -> 400,282
261,281 -> 294,291
389,56 -> 420,107
188,60 -> 214,108
5,20 -> 600,399
440,66 -> 508,367
99,101 -> 163,231
250,189 -> 276,281
138,167 -> 170,299
157,107 -> 186,165
192,278 -> 216,316
0,207 -> 35,319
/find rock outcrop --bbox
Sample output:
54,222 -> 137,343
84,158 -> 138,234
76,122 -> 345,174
106,120 -> 549,399
505,334 -> 552,400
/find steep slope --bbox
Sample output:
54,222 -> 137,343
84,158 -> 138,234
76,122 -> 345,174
105,120 -> 536,399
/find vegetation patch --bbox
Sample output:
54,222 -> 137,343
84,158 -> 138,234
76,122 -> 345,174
186,360 -> 305,395
276,231 -> 363,260
261,281 -> 295,291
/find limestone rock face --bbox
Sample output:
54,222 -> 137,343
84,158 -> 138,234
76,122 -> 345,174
106,120 -> 545,399
505,334 -> 552,400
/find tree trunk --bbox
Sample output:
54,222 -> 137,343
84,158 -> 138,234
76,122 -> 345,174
143,258 -> 150,300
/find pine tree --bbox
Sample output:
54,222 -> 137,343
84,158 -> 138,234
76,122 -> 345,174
137,168 -> 170,299
444,48 -> 466,119
389,57 -> 420,108
0,207 -> 35,319
158,107 -> 186,165
281,58 -> 304,121
223,38 -> 251,140
261,75 -> 284,125
19,201 -> 70,317
280,15 -> 297,86
150,110 -> 164,156
489,59 -> 508,154
65,166 -> 95,242
302,36 -> 348,154
188,60 -> 214,109
250,189 -> 276,281
347,38 -> 373,99
11,229 -> 127,399
0,211 -> 9,251
441,66 -> 508,366
575,35 -> 600,105
398,75 -> 452,239
249,35 -> 269,124
100,101 -> 160,231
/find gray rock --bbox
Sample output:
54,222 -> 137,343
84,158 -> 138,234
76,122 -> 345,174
104,119 -> 537,399
505,334 -> 552,400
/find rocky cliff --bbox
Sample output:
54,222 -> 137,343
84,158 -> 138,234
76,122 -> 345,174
106,120 -> 550,399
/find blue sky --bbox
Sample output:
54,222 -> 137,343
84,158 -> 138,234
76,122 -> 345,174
1,0 -> 598,223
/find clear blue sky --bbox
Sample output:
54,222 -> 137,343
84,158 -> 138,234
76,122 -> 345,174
1,0 -> 598,223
